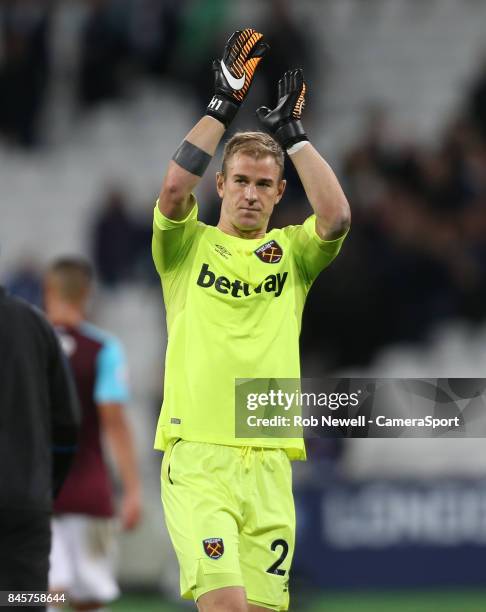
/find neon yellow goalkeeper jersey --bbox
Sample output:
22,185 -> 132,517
152,197 -> 347,460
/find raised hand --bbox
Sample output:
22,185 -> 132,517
256,68 -> 308,151
206,29 -> 269,127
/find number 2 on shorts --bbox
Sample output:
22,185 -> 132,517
266,539 -> 289,576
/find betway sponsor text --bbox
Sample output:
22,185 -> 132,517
196,263 -> 288,298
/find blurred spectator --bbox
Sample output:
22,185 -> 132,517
91,187 -> 151,287
5,257 -> 43,308
129,0 -> 185,78
78,0 -> 131,108
0,0 -> 52,147
173,0 -> 229,112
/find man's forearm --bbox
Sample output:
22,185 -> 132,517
185,115 -> 226,157
158,116 -> 226,220
158,29 -> 267,221
256,69 -> 351,240
289,143 -> 351,240
101,407 -> 140,496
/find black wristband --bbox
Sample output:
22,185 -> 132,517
274,120 -> 307,150
206,95 -> 240,128
172,140 -> 212,176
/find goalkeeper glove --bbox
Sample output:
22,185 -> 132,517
206,28 -> 269,128
256,68 -> 308,151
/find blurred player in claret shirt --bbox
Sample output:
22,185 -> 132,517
43,258 -> 142,612
152,29 -> 350,611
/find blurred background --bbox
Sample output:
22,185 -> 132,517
2,0 -> 486,609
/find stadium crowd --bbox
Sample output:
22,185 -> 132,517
2,0 -> 486,372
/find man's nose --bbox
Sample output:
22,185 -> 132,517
244,184 -> 257,203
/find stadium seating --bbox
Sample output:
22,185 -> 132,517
342,320 -> 486,478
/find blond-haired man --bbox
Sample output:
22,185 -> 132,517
44,258 -> 141,612
153,29 -> 350,611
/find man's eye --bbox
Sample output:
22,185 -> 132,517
236,178 -> 245,184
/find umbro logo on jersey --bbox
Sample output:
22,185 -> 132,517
214,244 -> 232,259
254,240 -> 283,264
197,263 -> 287,298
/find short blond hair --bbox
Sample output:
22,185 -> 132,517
46,257 -> 93,304
221,131 -> 285,180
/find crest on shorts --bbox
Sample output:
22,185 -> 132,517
254,240 -> 283,264
203,538 -> 224,559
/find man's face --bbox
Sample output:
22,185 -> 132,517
216,153 -> 286,234
43,273 -> 89,320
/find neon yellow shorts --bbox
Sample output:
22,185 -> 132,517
161,439 -> 295,611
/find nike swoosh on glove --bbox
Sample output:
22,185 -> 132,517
207,28 -> 269,127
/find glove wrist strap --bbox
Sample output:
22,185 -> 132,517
274,120 -> 307,150
206,94 -> 240,128
287,140 -> 309,155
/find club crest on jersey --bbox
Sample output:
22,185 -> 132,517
254,240 -> 283,264
203,538 -> 224,559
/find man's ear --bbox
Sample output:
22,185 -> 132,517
216,172 -> 225,199
275,179 -> 287,205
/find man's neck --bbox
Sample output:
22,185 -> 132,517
216,219 -> 267,240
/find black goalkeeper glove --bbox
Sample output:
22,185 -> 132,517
256,68 -> 308,151
206,28 -> 269,128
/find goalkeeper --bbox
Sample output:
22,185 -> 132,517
152,28 -> 350,611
